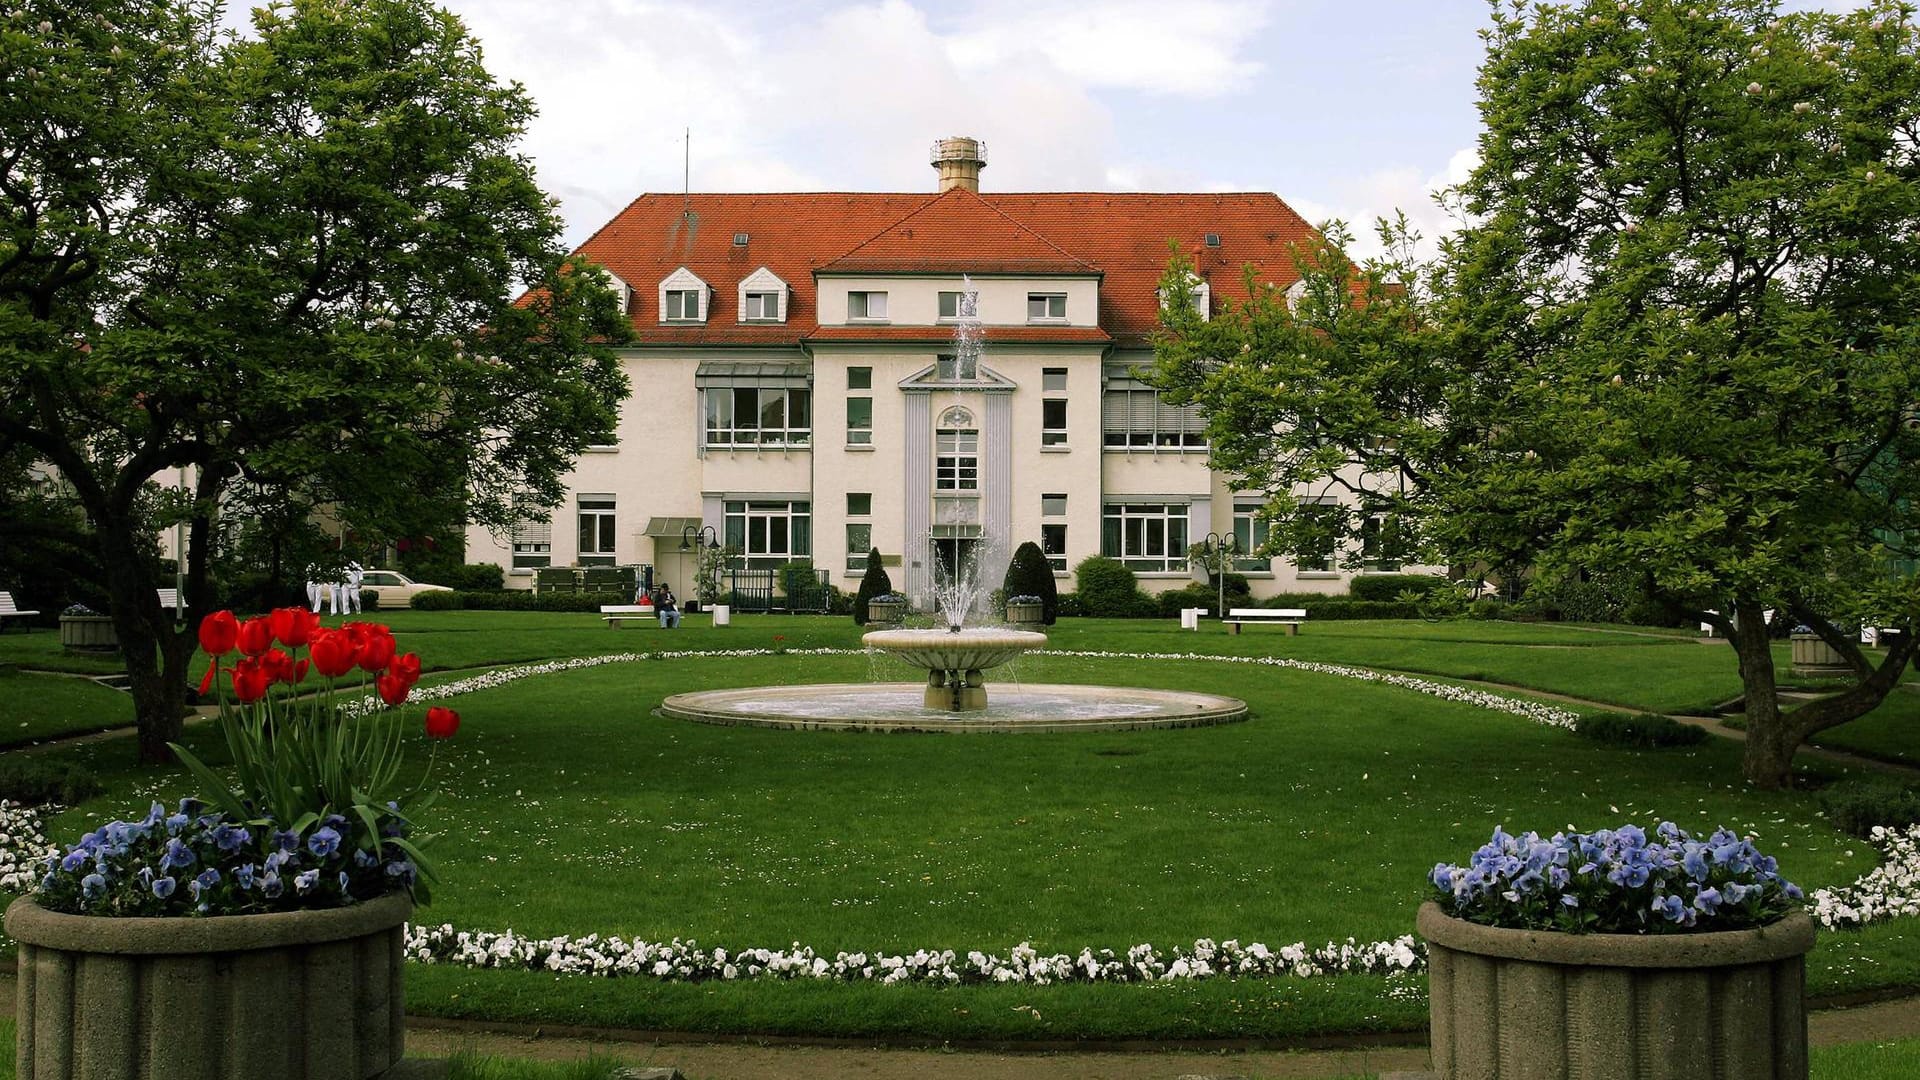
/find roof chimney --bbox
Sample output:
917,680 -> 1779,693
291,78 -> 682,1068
930,137 -> 987,193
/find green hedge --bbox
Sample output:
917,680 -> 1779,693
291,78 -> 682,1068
1347,574 -> 1449,601
1073,557 -> 1155,618
412,590 -> 609,613
438,563 -> 505,591
0,758 -> 103,806
1574,712 -> 1709,750
1820,780 -> 1920,839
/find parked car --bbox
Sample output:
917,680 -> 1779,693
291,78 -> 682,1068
358,570 -> 453,610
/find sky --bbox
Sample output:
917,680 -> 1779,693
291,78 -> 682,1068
228,0 -> 1868,260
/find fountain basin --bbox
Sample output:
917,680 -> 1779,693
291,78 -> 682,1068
658,683 -> 1248,733
861,626 -> 1048,710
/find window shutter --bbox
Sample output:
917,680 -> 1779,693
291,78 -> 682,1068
1102,390 -> 1128,433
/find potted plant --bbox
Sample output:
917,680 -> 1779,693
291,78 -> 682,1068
57,604 -> 116,651
1789,626 -> 1849,678
1422,822 -> 1813,1080
1004,594 -> 1046,625
7,607 -> 457,1080
866,592 -> 908,626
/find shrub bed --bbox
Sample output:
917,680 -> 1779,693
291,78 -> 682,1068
0,758 -> 103,806
1348,574 -> 1448,602
1574,712 -> 1709,749
1821,780 -> 1920,839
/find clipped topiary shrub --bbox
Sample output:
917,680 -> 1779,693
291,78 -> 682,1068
0,758 -> 103,806
1073,556 -> 1153,618
1349,574 -> 1449,602
410,591 -> 464,611
1575,712 -> 1709,750
1002,541 -> 1059,624
1819,779 -> 1920,839
853,549 -> 892,625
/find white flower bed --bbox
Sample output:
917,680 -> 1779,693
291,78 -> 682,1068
341,645 -> 1582,731
0,801 -> 57,894
1808,825 -> 1920,930
401,925 -> 1426,985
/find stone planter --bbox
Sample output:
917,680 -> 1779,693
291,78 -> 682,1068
57,616 -> 116,652
1004,601 -> 1045,625
1790,634 -> 1850,678
6,891 -> 411,1080
865,599 -> 907,626
1419,902 -> 1814,1080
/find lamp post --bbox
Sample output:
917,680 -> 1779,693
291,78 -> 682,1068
1199,532 -> 1238,618
680,525 -> 721,608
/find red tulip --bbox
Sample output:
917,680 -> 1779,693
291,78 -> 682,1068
197,663 -> 217,696
292,658 -> 310,684
423,706 -> 460,739
376,672 -> 410,706
392,652 -> 421,688
231,662 -> 271,704
236,617 -> 273,657
198,611 -> 239,657
261,648 -> 293,684
269,606 -> 319,648
309,630 -> 357,679
356,625 -> 396,674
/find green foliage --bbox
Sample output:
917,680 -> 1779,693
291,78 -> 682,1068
0,758 -> 103,807
1469,596 -> 1508,621
1575,713 -> 1710,750
1819,779 -> 1920,839
691,545 -> 737,606
440,590 -> 604,613
1072,557 -> 1153,618
411,591 -> 465,611
1348,575 -> 1448,602
852,549 -> 892,625
1001,542 -> 1060,624
0,0 -> 633,759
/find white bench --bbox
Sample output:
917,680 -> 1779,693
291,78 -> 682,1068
1178,607 -> 1208,631
0,591 -> 40,630
1223,607 -> 1307,636
599,604 -> 656,628
156,588 -> 180,610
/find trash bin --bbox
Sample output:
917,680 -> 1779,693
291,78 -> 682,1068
1180,608 -> 1202,631
712,604 -> 730,627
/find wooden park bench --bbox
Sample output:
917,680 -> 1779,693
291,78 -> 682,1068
0,591 -> 41,631
1223,607 -> 1307,636
599,604 -> 656,628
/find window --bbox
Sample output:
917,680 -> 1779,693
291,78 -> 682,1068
743,291 -> 781,320
1158,275 -> 1210,319
846,524 -> 872,571
1041,524 -> 1067,572
847,493 -> 872,516
1361,513 -> 1407,572
846,396 -> 873,446
1102,389 -> 1207,448
1295,499 -> 1342,572
1041,399 -> 1068,447
1041,493 -> 1067,571
1042,367 -> 1068,392
848,366 -> 872,390
1232,502 -> 1271,572
935,429 -> 979,491
938,290 -> 978,320
665,289 -> 702,321
848,291 -> 887,320
510,520 -> 551,570
577,496 -> 616,566
1101,503 -> 1189,572
1028,293 -> 1067,321
723,500 -> 811,569
705,388 -> 811,446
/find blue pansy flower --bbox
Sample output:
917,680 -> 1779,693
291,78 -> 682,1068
81,873 -> 106,899
151,876 -> 176,900
294,869 -> 320,894
307,827 -> 342,859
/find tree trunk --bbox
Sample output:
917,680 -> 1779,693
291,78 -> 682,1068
1728,599 -> 1794,790
96,514 -> 185,765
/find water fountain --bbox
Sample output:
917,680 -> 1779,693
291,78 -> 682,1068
656,283 -> 1247,732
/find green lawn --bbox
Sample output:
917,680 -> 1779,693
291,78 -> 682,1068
21,619 -> 1915,1040
0,668 -> 133,745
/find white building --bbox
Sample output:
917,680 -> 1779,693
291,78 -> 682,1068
468,138 -> 1424,604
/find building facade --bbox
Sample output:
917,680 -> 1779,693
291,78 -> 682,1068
467,138 -> 1429,605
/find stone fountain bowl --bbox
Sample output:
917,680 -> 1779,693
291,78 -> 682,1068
861,627 -> 1047,672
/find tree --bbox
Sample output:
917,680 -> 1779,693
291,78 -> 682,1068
0,0 -> 631,762
853,548 -> 892,625
1155,0 -> 1920,789
1001,541 -> 1059,624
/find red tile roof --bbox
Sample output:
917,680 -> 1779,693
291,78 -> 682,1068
805,325 -> 1111,345
576,190 -> 1317,349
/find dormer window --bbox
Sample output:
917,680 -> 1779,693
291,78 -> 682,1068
658,266 -> 710,324
737,266 -> 788,324
1158,274 -> 1210,321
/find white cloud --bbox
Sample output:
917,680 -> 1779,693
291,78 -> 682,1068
1292,145 -> 1480,263
944,0 -> 1274,97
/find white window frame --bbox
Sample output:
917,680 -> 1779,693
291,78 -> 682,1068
938,290 -> 979,321
1231,501 -> 1272,572
704,387 -> 812,447
723,500 -> 811,569
1041,398 -> 1068,447
577,496 -> 617,565
848,290 -> 888,322
743,291 -> 782,321
935,429 -> 979,491
658,266 -> 710,324
1158,274 -> 1210,320
1027,292 -> 1067,322
1101,503 -> 1189,573
1041,493 -> 1067,572
737,266 -> 788,324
